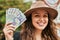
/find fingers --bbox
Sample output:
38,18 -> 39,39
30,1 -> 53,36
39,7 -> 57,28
3,23 -> 15,37
5,25 -> 15,31
5,23 -> 12,26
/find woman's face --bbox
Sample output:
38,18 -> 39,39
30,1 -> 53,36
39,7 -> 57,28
32,9 -> 48,30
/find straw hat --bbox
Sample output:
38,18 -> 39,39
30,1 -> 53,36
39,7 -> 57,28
24,1 -> 58,19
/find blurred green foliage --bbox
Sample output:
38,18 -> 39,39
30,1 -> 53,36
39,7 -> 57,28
0,0 -> 32,39
0,0 -> 32,32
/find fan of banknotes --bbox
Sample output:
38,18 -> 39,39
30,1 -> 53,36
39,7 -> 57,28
43,0 -> 59,7
6,8 -> 26,29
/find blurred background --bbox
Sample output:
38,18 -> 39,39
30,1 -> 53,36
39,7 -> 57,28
0,0 -> 60,39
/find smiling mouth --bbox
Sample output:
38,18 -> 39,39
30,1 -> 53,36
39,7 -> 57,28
37,22 -> 44,27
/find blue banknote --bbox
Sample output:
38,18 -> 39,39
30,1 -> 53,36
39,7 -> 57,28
6,8 -> 26,29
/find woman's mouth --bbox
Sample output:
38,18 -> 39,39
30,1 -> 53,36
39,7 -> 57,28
37,22 -> 44,27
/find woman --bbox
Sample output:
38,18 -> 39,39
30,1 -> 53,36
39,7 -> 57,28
2,1 -> 58,40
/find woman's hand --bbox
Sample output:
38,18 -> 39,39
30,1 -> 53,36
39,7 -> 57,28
3,23 -> 15,40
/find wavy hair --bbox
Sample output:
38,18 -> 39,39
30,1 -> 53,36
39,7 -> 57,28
20,12 -> 58,40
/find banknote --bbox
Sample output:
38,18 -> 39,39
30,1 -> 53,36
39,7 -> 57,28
6,8 -> 26,29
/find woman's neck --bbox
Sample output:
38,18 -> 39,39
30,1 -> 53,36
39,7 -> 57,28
34,29 -> 42,40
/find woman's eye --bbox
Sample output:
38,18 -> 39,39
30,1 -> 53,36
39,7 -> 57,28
44,15 -> 48,17
34,15 -> 40,17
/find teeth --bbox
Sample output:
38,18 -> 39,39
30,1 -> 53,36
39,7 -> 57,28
38,23 -> 44,26
37,22 -> 44,26
39,23 -> 43,25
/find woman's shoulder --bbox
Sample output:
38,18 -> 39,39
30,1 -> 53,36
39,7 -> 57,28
14,31 -> 20,37
13,31 -> 21,40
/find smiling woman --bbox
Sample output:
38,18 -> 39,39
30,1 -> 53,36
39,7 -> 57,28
31,9 -> 48,31
2,1 -> 59,40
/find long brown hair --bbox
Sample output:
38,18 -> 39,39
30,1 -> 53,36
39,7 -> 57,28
20,12 -> 58,40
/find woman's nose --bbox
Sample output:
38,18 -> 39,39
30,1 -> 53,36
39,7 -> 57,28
39,17 -> 44,22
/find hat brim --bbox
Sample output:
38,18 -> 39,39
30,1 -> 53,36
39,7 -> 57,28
24,7 -> 58,19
